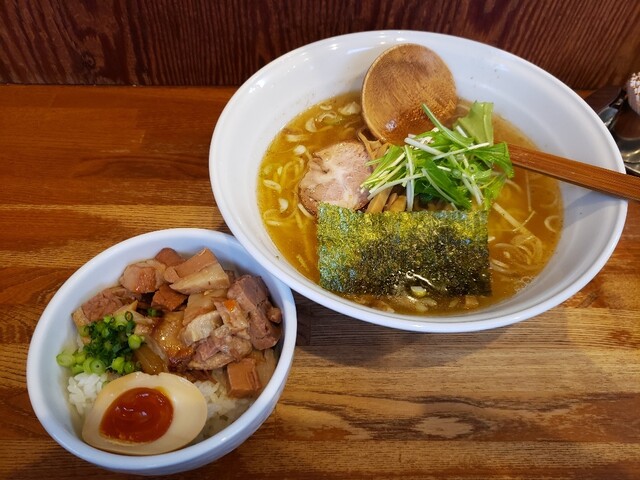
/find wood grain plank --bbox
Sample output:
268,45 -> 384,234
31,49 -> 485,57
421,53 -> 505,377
0,0 -> 638,88
1,85 -> 639,480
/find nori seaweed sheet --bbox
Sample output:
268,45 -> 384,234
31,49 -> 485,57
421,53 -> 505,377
317,204 -> 491,297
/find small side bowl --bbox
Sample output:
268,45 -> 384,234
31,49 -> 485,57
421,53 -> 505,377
27,228 -> 297,476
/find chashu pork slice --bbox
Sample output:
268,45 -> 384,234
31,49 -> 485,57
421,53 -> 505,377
298,140 -> 372,216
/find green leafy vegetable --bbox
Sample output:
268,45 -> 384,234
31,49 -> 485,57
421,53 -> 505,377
361,101 -> 513,210
317,204 -> 491,297
56,312 -> 144,375
454,101 -> 494,144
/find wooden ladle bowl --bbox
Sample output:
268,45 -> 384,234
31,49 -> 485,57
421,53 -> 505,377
360,43 -> 640,202
361,43 -> 457,145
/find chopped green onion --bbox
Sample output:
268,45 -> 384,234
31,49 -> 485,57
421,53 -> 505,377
128,334 -> 142,350
124,361 -> 135,374
114,313 -> 127,328
58,311 -> 144,375
111,356 -> 125,374
83,357 -> 94,374
56,352 -> 75,368
90,358 -> 106,374
74,351 -> 86,365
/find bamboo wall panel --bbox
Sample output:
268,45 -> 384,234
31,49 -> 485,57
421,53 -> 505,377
1,0 -> 639,89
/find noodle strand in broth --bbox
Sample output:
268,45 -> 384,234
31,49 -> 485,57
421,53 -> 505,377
257,92 -> 563,314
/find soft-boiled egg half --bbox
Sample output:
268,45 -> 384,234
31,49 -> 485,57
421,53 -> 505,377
82,372 -> 207,455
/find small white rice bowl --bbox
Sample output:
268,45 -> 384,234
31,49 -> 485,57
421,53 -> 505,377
27,229 -> 297,476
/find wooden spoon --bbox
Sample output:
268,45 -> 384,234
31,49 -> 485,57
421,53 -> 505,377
361,43 -> 640,202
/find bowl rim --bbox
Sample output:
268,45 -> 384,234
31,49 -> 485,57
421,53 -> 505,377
209,29 -> 627,333
26,228 -> 297,474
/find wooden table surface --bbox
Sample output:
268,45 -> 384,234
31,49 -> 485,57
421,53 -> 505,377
1,85 -> 639,480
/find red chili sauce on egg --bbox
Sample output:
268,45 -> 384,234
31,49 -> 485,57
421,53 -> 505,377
100,387 -> 173,442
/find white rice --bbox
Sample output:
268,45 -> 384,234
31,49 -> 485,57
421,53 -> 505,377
192,380 -> 253,441
66,373 -> 253,441
67,372 -> 108,417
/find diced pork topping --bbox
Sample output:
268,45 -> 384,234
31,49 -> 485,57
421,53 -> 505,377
160,247 -> 231,295
183,275 -> 282,370
164,248 -> 219,283
181,310 -> 221,345
151,284 -> 187,312
150,311 -> 194,370
251,349 -> 277,388
154,247 -> 184,267
227,358 -> 261,398
298,140 -> 372,216
188,326 -> 253,370
71,247 -> 282,399
138,335 -> 169,371
119,259 -> 167,294
169,263 -> 230,295
228,275 -> 282,350
183,291 -> 217,325
214,299 -> 250,336
73,286 -> 138,328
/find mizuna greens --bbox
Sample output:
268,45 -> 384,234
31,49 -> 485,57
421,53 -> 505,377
361,102 -> 513,210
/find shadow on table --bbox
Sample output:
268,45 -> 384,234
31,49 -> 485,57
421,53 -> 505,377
292,292 -> 506,368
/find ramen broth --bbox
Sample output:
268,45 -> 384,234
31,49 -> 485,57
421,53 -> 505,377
257,92 -> 562,314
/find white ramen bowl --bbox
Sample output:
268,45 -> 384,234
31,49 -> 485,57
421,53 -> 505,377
209,30 -> 627,333
27,229 -> 297,475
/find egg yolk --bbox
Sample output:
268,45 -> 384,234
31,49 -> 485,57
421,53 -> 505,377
100,387 -> 173,443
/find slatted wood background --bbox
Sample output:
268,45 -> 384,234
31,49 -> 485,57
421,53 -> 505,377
1,0 -> 639,89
